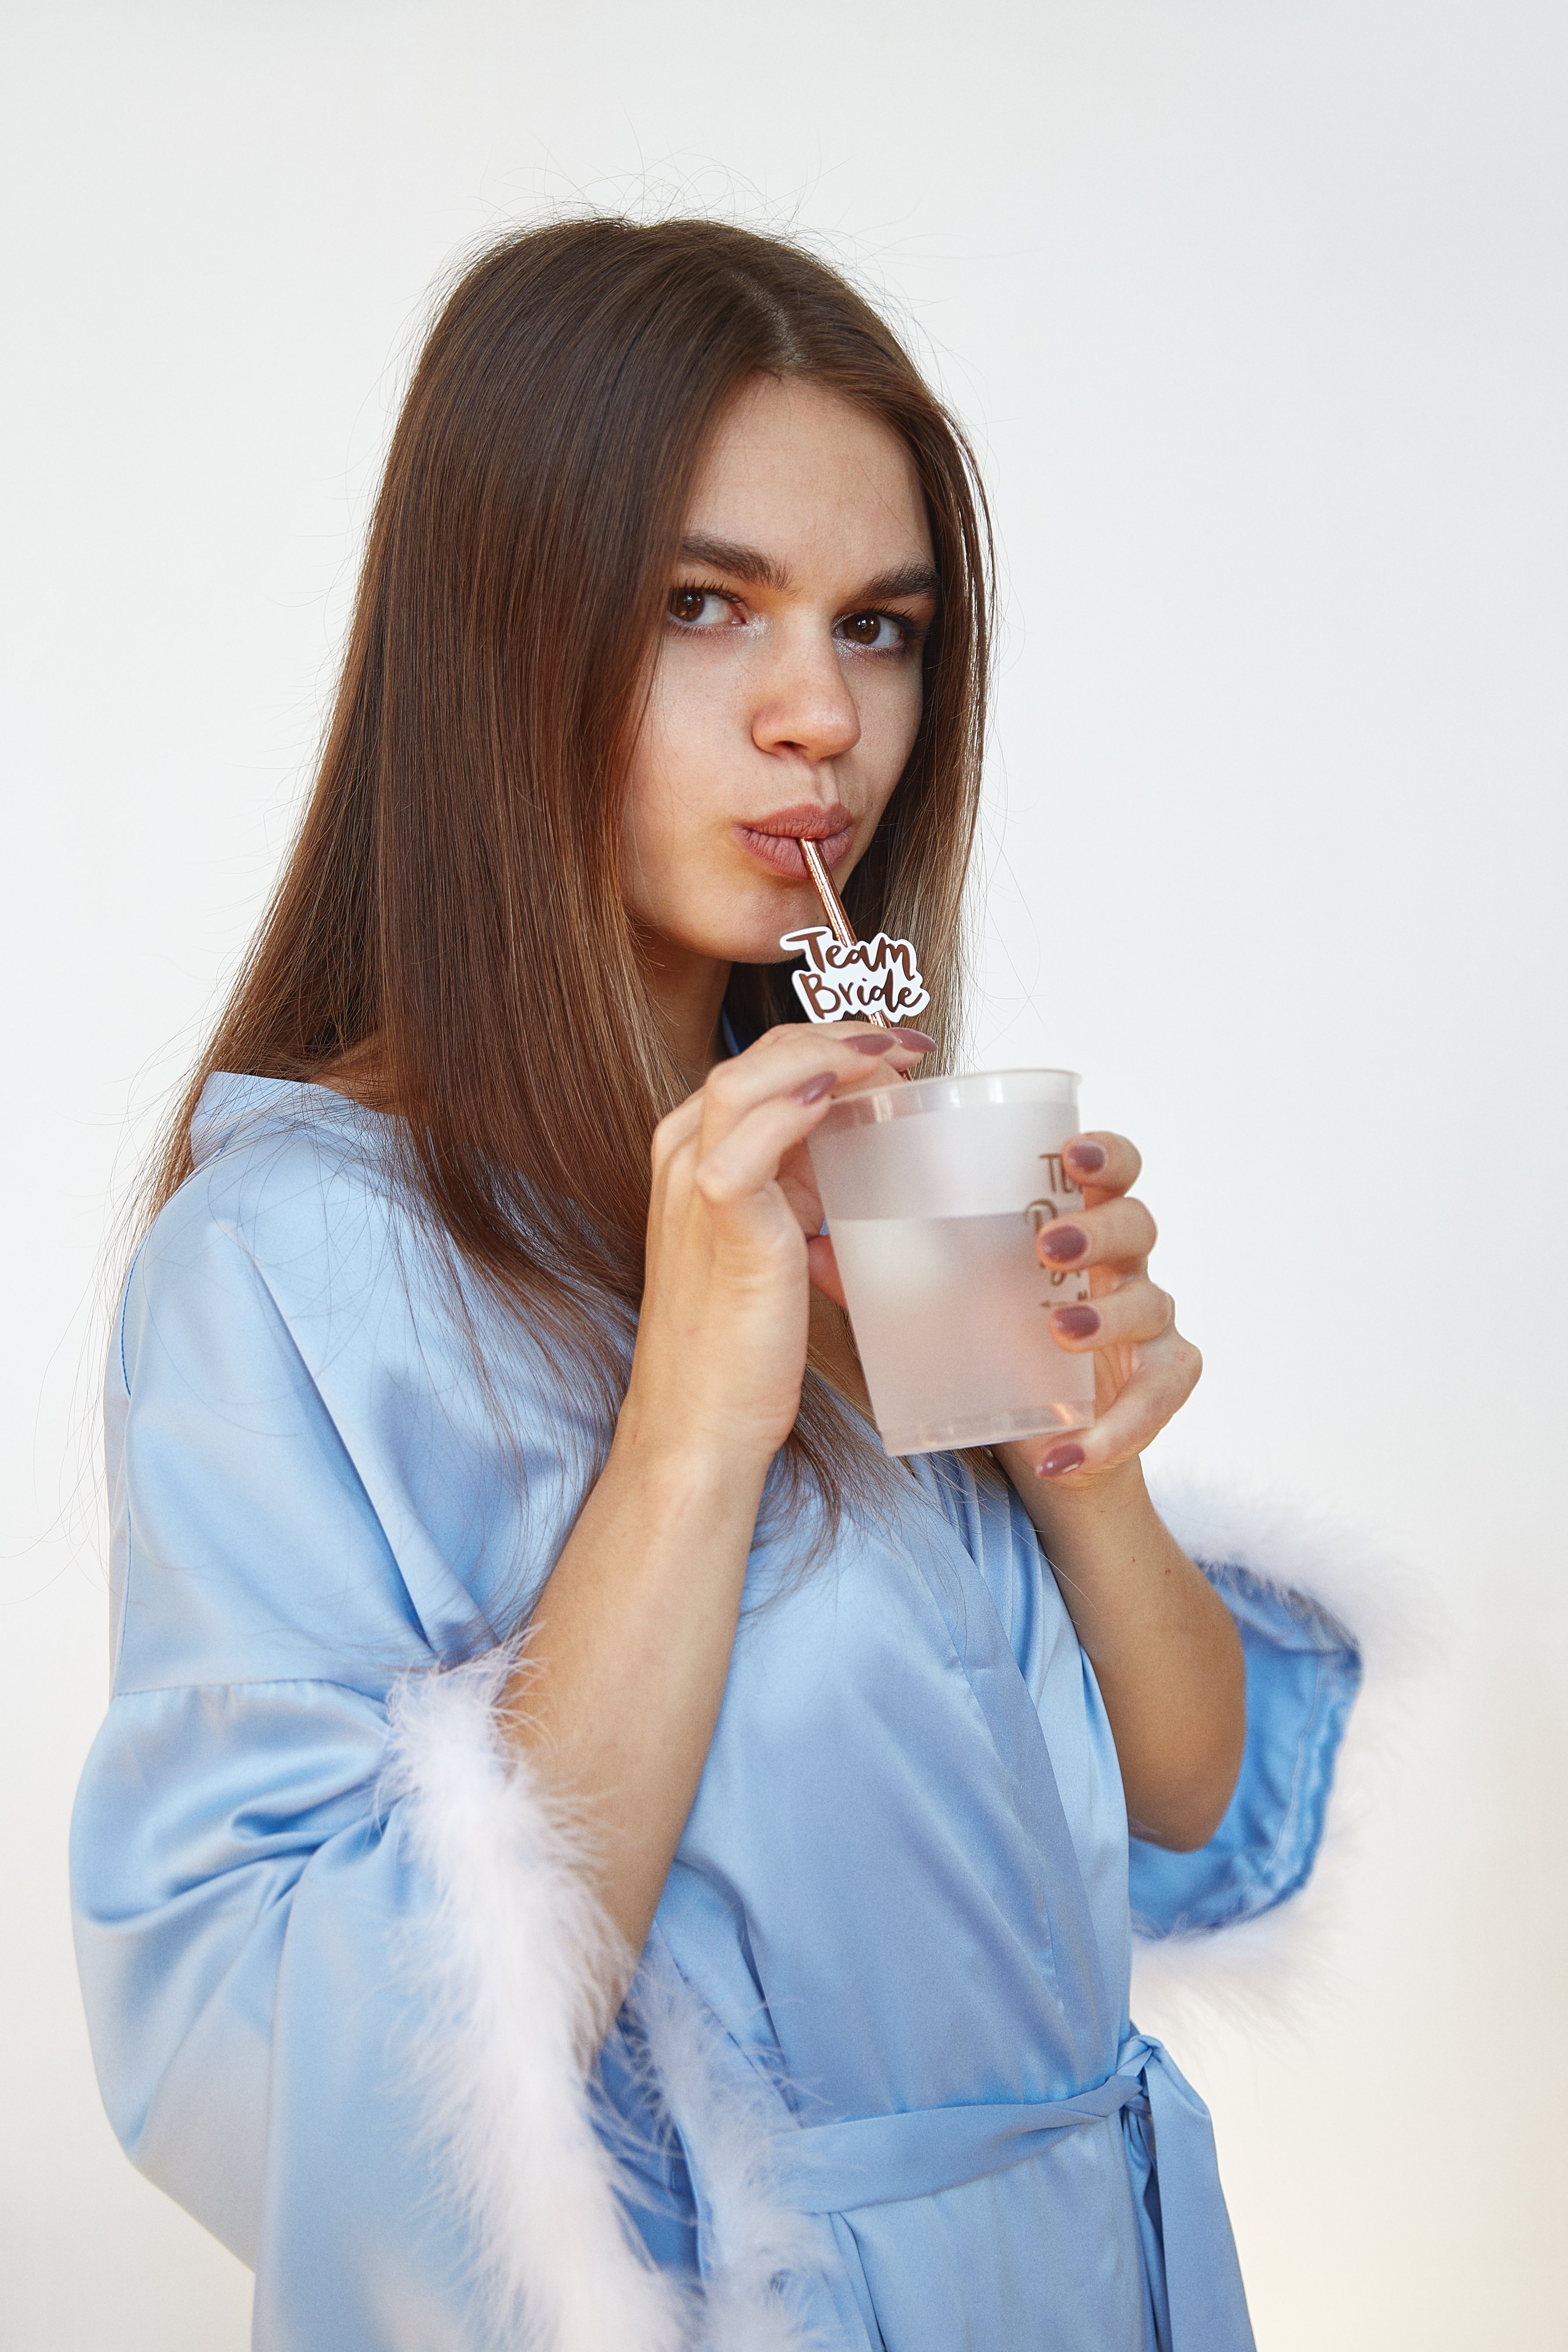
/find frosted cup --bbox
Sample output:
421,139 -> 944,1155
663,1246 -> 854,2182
807,1069 -> 1096,1456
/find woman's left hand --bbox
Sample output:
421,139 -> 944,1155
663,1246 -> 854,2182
998,1131 -> 1202,1487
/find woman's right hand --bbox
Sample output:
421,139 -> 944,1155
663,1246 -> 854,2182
620,1022 -> 932,1470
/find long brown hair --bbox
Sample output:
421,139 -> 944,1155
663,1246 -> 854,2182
145,216 -> 994,1522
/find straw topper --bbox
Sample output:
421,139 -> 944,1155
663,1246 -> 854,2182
781,835 -> 930,1029
780,926 -> 931,1024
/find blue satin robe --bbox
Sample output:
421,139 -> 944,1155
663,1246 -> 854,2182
71,1074 -> 1360,2348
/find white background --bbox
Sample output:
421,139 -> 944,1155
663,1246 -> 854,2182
3,4 -> 1564,2345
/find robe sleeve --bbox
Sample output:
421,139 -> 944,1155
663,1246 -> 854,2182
69,1144 -> 694,2349
1128,1482 -> 1365,1937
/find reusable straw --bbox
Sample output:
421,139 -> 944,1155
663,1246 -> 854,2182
797,836 -> 913,1076
798,838 -> 894,1032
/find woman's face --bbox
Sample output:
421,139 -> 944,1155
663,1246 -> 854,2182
623,374 -> 938,971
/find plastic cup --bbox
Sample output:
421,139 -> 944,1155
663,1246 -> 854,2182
807,1068 -> 1096,1456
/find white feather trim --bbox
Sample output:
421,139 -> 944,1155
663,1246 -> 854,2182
1146,1469 -> 1427,1683
630,1951 -> 822,2352
1133,1468 -> 1432,2048
385,1652 -> 689,2352
384,1654 -> 820,2352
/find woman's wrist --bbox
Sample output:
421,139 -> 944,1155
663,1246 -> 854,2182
999,1447 -> 1150,1536
611,1389 -> 775,1509
620,1345 -> 804,1486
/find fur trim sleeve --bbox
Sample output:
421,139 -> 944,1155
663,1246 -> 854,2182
1146,1471 -> 1421,1679
1132,1470 -> 1425,2028
383,1654 -> 691,2352
383,1654 -> 817,2352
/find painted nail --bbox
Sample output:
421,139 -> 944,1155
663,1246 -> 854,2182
889,1028 -> 936,1052
1051,1305 -> 1101,1339
846,1033 -> 897,1056
1037,1223 -> 1088,1264
1065,1141 -> 1106,1175
792,1072 -> 838,1104
1038,1443 -> 1086,1478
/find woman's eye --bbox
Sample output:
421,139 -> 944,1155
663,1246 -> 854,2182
838,611 -> 907,652
668,587 -> 737,629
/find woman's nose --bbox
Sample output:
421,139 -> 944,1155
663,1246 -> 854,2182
750,623 -> 861,765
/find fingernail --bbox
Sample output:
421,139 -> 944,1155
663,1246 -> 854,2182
1038,1443 -> 1086,1478
1038,1224 -> 1088,1264
1051,1305 -> 1101,1339
1065,1142 -> 1106,1175
890,1028 -> 936,1052
846,1033 -> 897,1056
792,1072 -> 837,1104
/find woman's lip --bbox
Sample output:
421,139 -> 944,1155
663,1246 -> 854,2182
734,823 -> 856,880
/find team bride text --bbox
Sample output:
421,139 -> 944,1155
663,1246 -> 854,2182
780,926 -> 932,1024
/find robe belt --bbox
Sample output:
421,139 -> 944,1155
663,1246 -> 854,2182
769,2032 -> 1156,2216
769,2030 -> 1256,2350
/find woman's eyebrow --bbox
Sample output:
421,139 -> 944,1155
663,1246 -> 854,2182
677,534 -> 938,606
857,562 -> 940,605
678,533 -> 788,588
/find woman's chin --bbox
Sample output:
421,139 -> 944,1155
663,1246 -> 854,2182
637,898 -> 823,971
703,938 -> 802,970
633,920 -> 800,970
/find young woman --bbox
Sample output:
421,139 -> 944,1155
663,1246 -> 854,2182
71,218 -> 1361,2352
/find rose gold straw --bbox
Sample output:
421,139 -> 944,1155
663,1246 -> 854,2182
797,838 -> 913,1076
798,839 -> 892,1030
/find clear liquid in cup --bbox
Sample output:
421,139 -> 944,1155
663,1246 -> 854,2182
830,1209 -> 1095,1456
806,1068 -> 1095,1457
